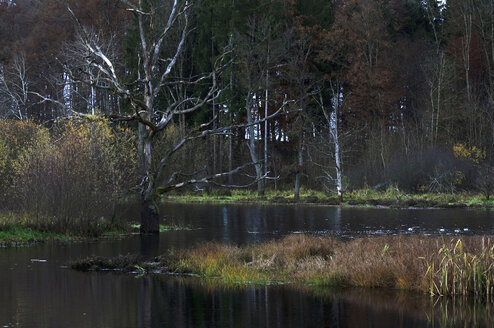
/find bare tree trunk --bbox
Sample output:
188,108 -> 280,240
228,63 -> 234,185
138,90 -> 159,233
425,2 -> 445,146
294,128 -> 304,201
264,46 -> 269,190
462,3 -> 473,104
89,70 -> 96,115
138,121 -> 159,233
211,22 -> 217,177
331,105 -> 343,202
246,92 -> 264,197
264,71 -> 269,190
228,113 -> 233,185
212,98 -> 217,176
318,87 -> 344,201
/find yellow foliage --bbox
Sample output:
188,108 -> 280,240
0,137 -> 7,173
0,118 -> 137,228
417,184 -> 428,193
453,143 -> 485,164
454,170 -> 465,186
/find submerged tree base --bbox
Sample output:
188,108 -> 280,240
71,234 -> 494,297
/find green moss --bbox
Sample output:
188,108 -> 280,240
0,224 -> 69,246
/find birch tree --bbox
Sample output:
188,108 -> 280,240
61,28 -> 122,115
0,53 -> 29,120
311,83 -> 346,202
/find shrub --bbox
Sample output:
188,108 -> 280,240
0,118 -> 137,235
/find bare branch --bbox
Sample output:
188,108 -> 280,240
160,162 -> 275,192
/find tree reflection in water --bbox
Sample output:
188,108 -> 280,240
132,275 -> 493,328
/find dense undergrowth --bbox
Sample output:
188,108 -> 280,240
0,118 -> 137,237
72,234 -> 494,298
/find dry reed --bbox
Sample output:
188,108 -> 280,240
167,235 -> 494,296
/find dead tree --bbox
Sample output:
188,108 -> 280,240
67,0 -> 286,233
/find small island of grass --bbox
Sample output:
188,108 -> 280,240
71,234 -> 494,298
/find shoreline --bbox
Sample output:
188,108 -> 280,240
3,189 -> 493,246
0,223 -> 186,247
164,189 -> 494,209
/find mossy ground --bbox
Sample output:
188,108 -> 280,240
0,224 -> 71,246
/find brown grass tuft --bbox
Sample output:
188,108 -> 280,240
168,234 -> 494,296
72,234 -> 494,297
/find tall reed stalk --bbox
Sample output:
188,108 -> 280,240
426,238 -> 494,296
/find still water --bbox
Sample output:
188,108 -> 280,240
1,204 -> 494,327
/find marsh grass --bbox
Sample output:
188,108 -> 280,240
174,235 -> 494,296
72,235 -> 494,297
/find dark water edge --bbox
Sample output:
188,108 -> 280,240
1,270 -> 493,328
2,204 -> 494,327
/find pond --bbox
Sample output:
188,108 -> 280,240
1,203 -> 494,327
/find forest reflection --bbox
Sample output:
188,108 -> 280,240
133,276 -> 493,328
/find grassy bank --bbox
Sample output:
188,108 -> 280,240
165,188 -> 494,209
0,224 -> 71,246
72,234 -> 494,297
0,210 -> 136,246
0,222 -> 133,247
0,209 -> 136,245
0,217 -> 192,246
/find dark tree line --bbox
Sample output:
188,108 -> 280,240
1,0 -> 494,214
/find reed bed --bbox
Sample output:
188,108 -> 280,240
165,235 -> 494,296
72,234 -> 494,297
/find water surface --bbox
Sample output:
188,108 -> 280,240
1,203 -> 494,327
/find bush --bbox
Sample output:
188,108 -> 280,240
0,120 -> 48,206
0,118 -> 137,235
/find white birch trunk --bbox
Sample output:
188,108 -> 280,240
330,97 -> 343,202
246,92 -> 264,197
